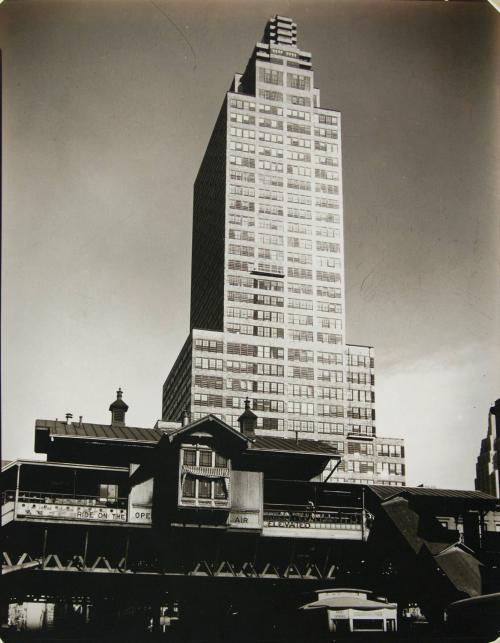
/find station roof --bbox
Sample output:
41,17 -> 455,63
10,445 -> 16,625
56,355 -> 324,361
35,417 -> 340,458
35,419 -> 162,446
250,435 -> 340,457
366,484 -> 497,514
368,485 -> 495,503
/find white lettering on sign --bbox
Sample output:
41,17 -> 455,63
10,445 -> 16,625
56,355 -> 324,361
17,502 -> 127,523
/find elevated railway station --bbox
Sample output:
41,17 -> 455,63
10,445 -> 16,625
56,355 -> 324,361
2,393 -> 500,639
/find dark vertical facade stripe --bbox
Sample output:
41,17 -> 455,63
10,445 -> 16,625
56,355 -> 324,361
190,99 -> 227,332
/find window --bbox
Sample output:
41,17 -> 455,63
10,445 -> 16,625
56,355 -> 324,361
194,374 -> 223,389
179,447 -> 230,507
318,113 -> 337,125
214,479 -> 227,499
182,475 -> 196,498
290,419 -> 314,433
289,384 -> 314,397
289,329 -> 314,342
199,450 -> 212,467
352,620 -> 384,631
257,417 -> 285,431
288,348 -> 314,362
253,398 -> 285,413
288,366 -> 314,379
318,422 -> 344,435
230,112 -> 255,125
230,98 -> 256,111
183,449 -> 197,465
215,453 -> 228,467
198,479 -> 211,498
259,68 -> 283,86
287,94 -> 311,106
99,484 -> 118,504
377,443 -> 403,458
287,73 -> 311,91
288,401 -> 314,415
259,89 -> 283,102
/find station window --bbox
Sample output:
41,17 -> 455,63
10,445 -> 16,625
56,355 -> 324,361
183,449 -> 197,465
199,450 -> 213,467
99,484 -> 118,504
179,446 -> 231,507
182,476 -> 196,498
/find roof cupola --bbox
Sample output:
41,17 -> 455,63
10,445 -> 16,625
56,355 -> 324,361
109,388 -> 129,426
238,398 -> 258,440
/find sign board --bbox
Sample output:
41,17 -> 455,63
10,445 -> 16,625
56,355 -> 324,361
228,510 -> 261,529
128,464 -> 153,524
129,507 -> 152,524
16,501 -> 127,523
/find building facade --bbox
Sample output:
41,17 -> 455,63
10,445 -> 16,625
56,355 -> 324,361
475,399 -> 500,498
162,16 -> 405,486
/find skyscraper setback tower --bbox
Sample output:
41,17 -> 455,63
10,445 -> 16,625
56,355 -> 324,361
163,16 -> 405,486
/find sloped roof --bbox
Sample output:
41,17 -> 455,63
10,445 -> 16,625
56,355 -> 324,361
35,419 -> 162,443
164,414 -> 248,444
434,545 -> 483,597
368,485 -> 495,503
35,416 -> 340,457
301,596 -> 397,611
251,435 -> 340,457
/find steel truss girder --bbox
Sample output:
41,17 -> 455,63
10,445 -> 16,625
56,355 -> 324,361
2,551 -> 337,580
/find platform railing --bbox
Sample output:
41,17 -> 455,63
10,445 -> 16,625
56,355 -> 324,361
3,489 -> 127,509
263,503 -> 366,530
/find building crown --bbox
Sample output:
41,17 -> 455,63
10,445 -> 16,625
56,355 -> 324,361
263,15 -> 297,47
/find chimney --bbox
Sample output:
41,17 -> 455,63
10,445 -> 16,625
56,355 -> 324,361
237,398 -> 258,440
109,388 -> 129,426
65,413 -> 73,425
181,409 -> 190,427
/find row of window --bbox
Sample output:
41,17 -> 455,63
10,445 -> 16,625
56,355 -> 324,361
230,118 -> 338,143
182,447 -> 228,468
184,414 -> 378,442
228,233 -> 340,249
195,356 -> 346,377
225,322 -> 343,343
257,89 -> 311,107
258,69 -> 312,91
377,444 -> 404,458
192,349 -> 371,383
227,250 -> 341,269
230,103 -> 320,121
229,130 -> 339,155
192,394 -> 373,421
193,367 -> 369,398
193,340 -> 372,370
226,323 -> 285,338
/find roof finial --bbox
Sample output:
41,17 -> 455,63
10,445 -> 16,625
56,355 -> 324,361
244,397 -> 251,412
117,388 -> 123,399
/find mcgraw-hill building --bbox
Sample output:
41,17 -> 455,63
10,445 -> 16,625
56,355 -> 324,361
162,15 -> 404,486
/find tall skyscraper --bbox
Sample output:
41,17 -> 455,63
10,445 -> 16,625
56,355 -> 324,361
475,399 -> 500,498
162,16 -> 405,486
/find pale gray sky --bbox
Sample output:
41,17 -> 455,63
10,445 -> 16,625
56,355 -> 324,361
1,0 -> 499,488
